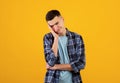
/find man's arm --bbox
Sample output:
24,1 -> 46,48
43,35 -> 58,67
46,63 -> 73,71
49,26 -> 59,57
70,35 -> 86,73
43,26 -> 59,67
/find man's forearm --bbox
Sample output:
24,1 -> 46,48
48,64 -> 73,71
56,64 -> 73,71
52,38 -> 58,57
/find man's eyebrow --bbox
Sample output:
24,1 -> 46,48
48,21 -> 59,27
48,24 -> 53,27
54,22 -> 58,25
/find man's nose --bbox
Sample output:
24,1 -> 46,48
53,25 -> 58,29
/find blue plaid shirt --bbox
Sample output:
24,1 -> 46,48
43,29 -> 85,83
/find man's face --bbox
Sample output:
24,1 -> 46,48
47,16 -> 65,35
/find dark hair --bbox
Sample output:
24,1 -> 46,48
46,10 -> 61,21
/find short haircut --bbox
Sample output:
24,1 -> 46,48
46,10 -> 61,21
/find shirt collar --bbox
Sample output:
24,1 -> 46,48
66,28 -> 72,38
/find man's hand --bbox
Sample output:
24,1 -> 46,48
48,25 -> 59,38
46,63 -> 57,70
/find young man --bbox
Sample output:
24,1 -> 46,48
43,10 -> 85,83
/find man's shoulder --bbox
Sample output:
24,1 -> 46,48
43,32 -> 53,38
68,31 -> 84,44
68,30 -> 82,38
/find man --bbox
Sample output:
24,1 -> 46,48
43,10 -> 85,83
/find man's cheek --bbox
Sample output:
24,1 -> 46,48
52,28 -> 57,33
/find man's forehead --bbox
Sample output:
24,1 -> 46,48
48,16 -> 61,25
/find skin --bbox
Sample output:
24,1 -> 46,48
46,16 -> 73,71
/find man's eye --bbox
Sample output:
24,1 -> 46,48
55,22 -> 58,25
50,25 -> 53,27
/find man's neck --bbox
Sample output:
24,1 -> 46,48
59,28 -> 66,36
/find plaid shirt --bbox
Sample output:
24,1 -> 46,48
43,29 -> 85,83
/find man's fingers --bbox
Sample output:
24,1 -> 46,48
48,25 -> 54,33
46,63 -> 51,69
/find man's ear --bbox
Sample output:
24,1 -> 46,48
61,16 -> 64,21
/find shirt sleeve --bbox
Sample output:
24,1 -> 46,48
43,34 -> 58,67
70,35 -> 86,73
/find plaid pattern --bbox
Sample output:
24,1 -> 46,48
43,29 -> 85,83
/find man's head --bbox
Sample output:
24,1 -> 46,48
45,10 -> 66,36
46,10 -> 61,21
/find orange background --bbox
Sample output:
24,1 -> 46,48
0,0 -> 120,83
